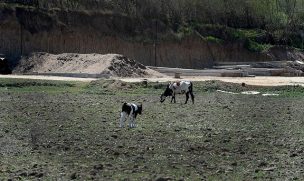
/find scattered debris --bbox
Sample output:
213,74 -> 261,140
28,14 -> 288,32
262,93 -> 280,96
174,72 -> 181,78
241,91 -> 260,95
216,90 -> 239,95
262,167 -> 277,172
217,89 -> 280,96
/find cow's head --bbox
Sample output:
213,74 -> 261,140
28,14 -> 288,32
160,84 -> 173,103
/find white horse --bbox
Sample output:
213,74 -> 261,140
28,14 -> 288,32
160,81 -> 194,104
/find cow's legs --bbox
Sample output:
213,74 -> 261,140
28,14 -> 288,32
129,114 -> 134,128
129,114 -> 138,128
171,93 -> 176,103
132,117 -> 137,128
132,118 -> 137,128
120,112 -> 127,128
173,93 -> 176,103
190,92 -> 195,104
185,92 -> 190,104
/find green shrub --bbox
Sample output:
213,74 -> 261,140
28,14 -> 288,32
229,29 -> 266,40
244,39 -> 271,52
206,36 -> 224,44
177,26 -> 194,36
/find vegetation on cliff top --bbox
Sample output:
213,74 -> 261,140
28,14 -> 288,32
1,0 -> 304,52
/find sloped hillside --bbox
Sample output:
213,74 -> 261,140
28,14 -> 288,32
0,2 -> 304,69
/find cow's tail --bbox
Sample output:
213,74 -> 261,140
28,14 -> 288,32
189,82 -> 195,104
189,82 -> 193,93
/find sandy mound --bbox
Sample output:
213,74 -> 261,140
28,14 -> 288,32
14,52 -> 165,78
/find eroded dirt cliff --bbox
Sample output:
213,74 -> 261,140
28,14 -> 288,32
0,5 -> 303,69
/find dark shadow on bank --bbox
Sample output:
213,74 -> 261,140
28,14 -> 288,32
0,55 -> 13,75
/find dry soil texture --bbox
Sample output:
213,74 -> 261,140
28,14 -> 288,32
13,53 -> 164,78
0,79 -> 304,180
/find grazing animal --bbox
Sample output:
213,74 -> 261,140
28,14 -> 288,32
160,81 -> 194,104
120,103 -> 142,128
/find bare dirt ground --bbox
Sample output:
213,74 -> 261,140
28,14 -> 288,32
2,52 -> 304,180
1,79 -> 304,180
119,76 -> 304,86
2,74 -> 304,86
0,74 -> 97,82
10,52 -> 304,86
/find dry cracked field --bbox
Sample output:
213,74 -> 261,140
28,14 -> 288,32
0,78 -> 304,180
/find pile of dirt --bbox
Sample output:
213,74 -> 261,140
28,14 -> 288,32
286,60 -> 304,76
267,46 -> 304,62
13,53 -> 165,78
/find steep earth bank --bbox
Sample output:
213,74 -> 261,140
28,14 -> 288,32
0,5 -> 304,69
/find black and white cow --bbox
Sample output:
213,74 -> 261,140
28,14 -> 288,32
160,81 -> 194,104
119,103 -> 142,128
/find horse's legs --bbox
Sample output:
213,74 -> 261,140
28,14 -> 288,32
190,92 -> 195,104
185,92 -> 190,104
